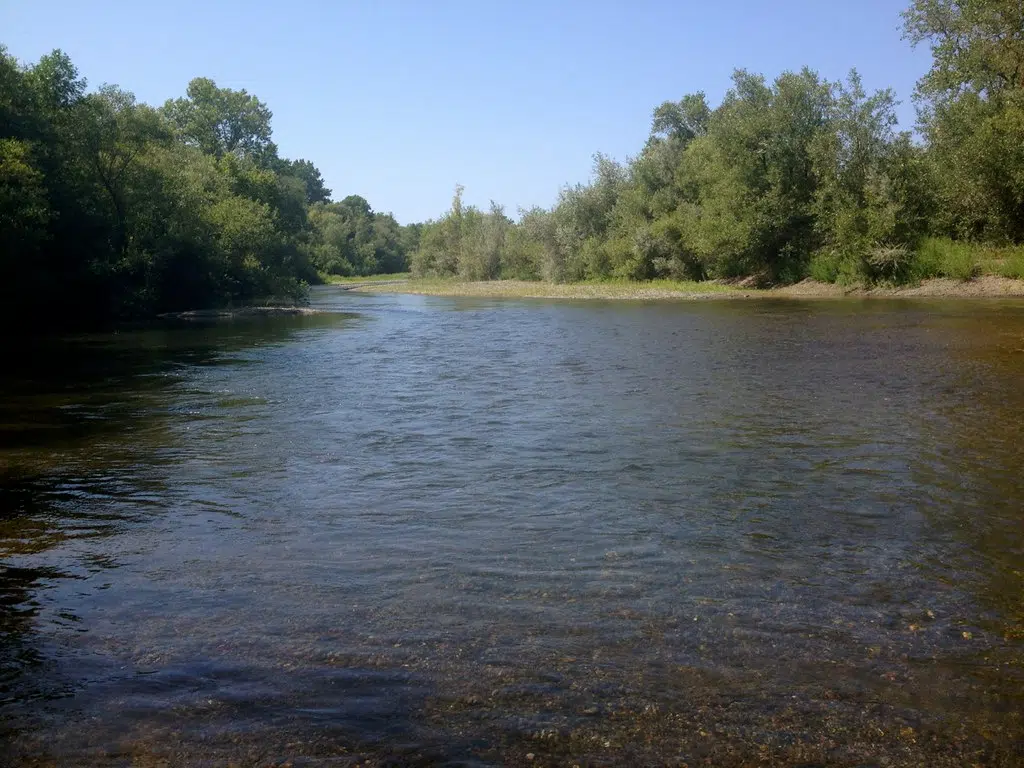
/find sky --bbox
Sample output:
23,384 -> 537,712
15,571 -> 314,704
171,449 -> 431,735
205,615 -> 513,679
2,0 -> 933,224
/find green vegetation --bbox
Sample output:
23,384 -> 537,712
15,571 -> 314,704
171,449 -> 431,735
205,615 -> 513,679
900,238 -> 1024,282
359,277 -> 735,300
4,0 -> 1024,328
0,49 -> 414,329
409,0 -> 1024,290
308,197 -> 418,279
322,272 -> 412,284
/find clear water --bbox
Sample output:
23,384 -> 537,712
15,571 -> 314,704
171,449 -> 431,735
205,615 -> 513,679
2,289 -> 1023,765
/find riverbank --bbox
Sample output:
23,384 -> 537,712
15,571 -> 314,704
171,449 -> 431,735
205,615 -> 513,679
352,275 -> 1024,300
158,306 -> 324,320
321,272 -> 411,285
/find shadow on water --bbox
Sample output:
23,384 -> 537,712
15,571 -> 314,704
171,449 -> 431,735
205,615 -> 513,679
0,313 -> 359,722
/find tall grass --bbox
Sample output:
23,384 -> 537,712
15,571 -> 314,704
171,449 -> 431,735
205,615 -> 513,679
994,246 -> 1024,279
321,272 -> 411,284
913,238 -> 1024,281
808,251 -> 864,285
807,238 -> 1024,286
911,238 -> 982,281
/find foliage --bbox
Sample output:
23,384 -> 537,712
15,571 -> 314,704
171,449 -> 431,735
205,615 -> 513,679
0,46 -> 408,327
162,77 -> 275,161
307,194 -> 413,277
7,0 -> 1024,318
903,0 -> 1024,242
401,1 -> 1024,288
408,67 -> 936,286
997,246 -> 1024,279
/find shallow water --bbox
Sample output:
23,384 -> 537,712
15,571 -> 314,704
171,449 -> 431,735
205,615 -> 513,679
2,289 -> 1023,766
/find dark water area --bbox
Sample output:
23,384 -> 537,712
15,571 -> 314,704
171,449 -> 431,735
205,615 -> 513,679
2,289 -> 1024,766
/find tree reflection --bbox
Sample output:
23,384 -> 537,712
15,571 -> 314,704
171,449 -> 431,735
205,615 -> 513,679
0,313 -> 353,711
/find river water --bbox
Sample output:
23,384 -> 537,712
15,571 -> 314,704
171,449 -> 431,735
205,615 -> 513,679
2,288 -> 1023,766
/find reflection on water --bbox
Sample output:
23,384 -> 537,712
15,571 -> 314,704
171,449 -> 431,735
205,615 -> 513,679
1,292 -> 1023,765
0,314 -> 356,709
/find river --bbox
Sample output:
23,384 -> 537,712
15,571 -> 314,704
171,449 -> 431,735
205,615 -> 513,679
2,288 -> 1023,766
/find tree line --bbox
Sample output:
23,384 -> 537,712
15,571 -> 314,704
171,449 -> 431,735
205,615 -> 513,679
412,0 -> 1024,285
0,48 -> 418,328
3,0 -> 1022,328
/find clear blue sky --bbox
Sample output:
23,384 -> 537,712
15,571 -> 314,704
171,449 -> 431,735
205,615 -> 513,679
3,0 -> 931,224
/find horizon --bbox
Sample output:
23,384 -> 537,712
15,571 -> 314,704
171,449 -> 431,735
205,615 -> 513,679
2,0 -> 932,224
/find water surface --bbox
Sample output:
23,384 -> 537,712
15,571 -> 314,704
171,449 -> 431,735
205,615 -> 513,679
2,289 -> 1023,765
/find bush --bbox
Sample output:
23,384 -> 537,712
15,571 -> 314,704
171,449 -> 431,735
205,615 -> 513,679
913,238 -> 981,281
808,251 -> 842,283
995,245 -> 1024,279
866,245 -> 915,282
808,250 -> 870,285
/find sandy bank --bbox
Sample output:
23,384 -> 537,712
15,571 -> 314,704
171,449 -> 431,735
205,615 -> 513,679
353,276 -> 1024,301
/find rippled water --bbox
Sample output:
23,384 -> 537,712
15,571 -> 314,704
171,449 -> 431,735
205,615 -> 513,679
2,289 -> 1024,766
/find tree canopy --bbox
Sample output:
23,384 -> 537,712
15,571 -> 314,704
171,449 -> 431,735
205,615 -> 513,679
411,0 -> 1024,285
0,48 -> 413,329
4,0 -> 1024,326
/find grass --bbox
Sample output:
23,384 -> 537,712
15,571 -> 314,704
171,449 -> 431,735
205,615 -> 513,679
808,238 -> 1024,287
912,238 -> 982,281
353,277 -> 738,300
323,270 -> 411,282
994,247 -> 1024,279
334,248 -> 1024,301
911,238 -> 1024,282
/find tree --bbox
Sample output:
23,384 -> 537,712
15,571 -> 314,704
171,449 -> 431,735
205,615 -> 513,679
83,86 -> 170,258
903,0 -> 1024,100
23,49 -> 86,112
0,49 -> 330,325
458,201 -> 509,280
651,92 -> 711,143
284,158 -> 331,204
411,185 -> 466,277
809,72 -> 934,280
163,78 -> 274,160
0,138 -> 51,304
307,195 -> 409,276
668,69 -> 832,280
904,0 -> 1024,241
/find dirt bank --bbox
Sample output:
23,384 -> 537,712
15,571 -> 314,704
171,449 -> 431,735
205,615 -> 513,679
353,276 -> 1024,301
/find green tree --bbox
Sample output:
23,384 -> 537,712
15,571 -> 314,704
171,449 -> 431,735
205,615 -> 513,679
163,78 -> 274,161
0,49 -> 324,324
671,69 -> 831,280
0,138 -> 51,304
412,185 -> 466,277
810,72 -> 933,280
459,202 -> 509,280
904,0 -> 1024,241
308,195 -> 408,276
284,158 -> 332,204
903,0 -> 1024,100
502,207 -> 549,280
82,86 -> 170,258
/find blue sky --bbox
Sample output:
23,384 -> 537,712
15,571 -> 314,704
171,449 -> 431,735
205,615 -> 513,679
3,0 -> 931,224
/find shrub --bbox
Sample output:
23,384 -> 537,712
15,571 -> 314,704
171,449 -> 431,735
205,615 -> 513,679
808,250 -> 867,285
866,245 -> 915,282
913,238 -> 981,281
808,251 -> 842,283
996,246 -> 1024,279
